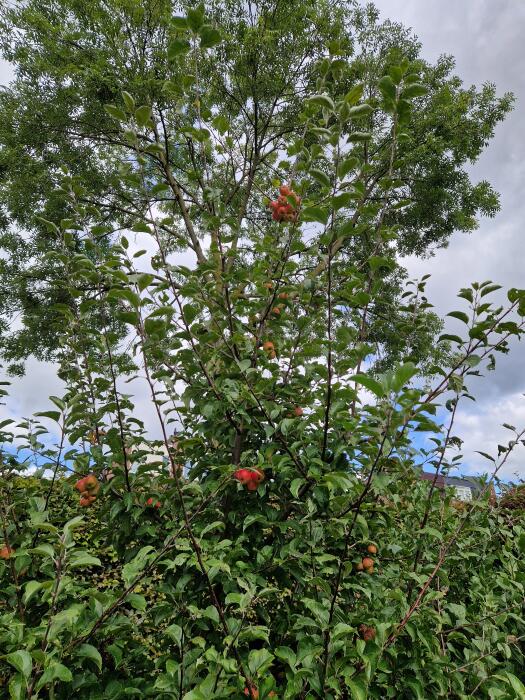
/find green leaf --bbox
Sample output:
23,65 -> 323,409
274,646 -> 296,668
447,311 -> 469,324
355,513 -> 369,538
171,16 -> 188,29
404,679 -> 425,699
183,304 -> 199,323
203,605 -> 220,624
68,552 -> 102,569
137,273 -> 155,292
127,593 -> 147,611
104,104 -> 127,121
187,7 -> 205,31
290,478 -> 305,498
107,287 -> 141,309
338,156 -> 360,179
77,643 -> 103,672
475,451 -> 495,463
182,691 -> 206,700
200,25 -> 221,49
6,651 -> 32,678
500,673 -> 525,699
368,255 -> 394,271
34,410 -> 61,421
350,374 -> 384,397
346,677 -> 367,700
31,543 -> 55,557
168,38 -> 191,59
480,284 -> 502,297
118,310 -> 139,326
344,83 -> 364,105
389,65 -> 404,84
212,114 -> 229,134
347,131 -> 371,142
301,206 -> 329,225
122,91 -> 135,112
332,192 -> 353,210
307,94 -> 335,110
165,624 -> 183,646
390,362 -> 417,392
310,127 -> 332,139
131,221 -> 151,233
438,334 -> 463,344
458,288 -> 474,303
39,663 -> 73,686
378,75 -> 396,101
248,648 -> 274,675
23,580 -> 44,604
402,83 -> 428,99
8,675 -> 24,700
143,140 -> 164,153
310,168 -> 331,188
348,104 -> 373,118
135,105 -> 152,128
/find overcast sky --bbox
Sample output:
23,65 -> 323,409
1,1 -> 524,479
371,0 -> 525,479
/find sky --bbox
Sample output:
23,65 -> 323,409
0,1 -> 524,479
371,0 -> 525,479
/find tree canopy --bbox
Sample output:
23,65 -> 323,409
0,0 -> 513,372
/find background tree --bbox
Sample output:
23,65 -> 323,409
0,0 -> 513,373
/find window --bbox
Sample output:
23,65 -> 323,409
454,486 -> 472,502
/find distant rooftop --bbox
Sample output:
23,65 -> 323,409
418,471 -> 483,498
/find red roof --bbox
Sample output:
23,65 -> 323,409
419,472 -> 446,489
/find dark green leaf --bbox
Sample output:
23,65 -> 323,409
135,105 -> 152,128
307,94 -> 335,110
378,75 -> 396,101
447,311 -> 470,324
77,644 -> 103,672
200,25 -> 221,49
168,39 -> 191,59
350,374 -> 384,397
6,651 -> 32,678
301,206 -> 329,225
402,83 -> 428,99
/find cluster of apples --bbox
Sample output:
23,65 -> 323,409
268,184 -> 301,223
234,468 -> 265,491
145,497 -> 161,509
75,474 -> 100,507
355,544 -> 377,574
0,544 -> 14,559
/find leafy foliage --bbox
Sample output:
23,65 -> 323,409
0,1 -> 524,699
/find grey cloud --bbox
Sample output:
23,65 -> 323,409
374,0 -> 525,472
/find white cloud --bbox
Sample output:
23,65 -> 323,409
373,0 -> 525,478
453,392 -> 525,481
0,59 -> 14,86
